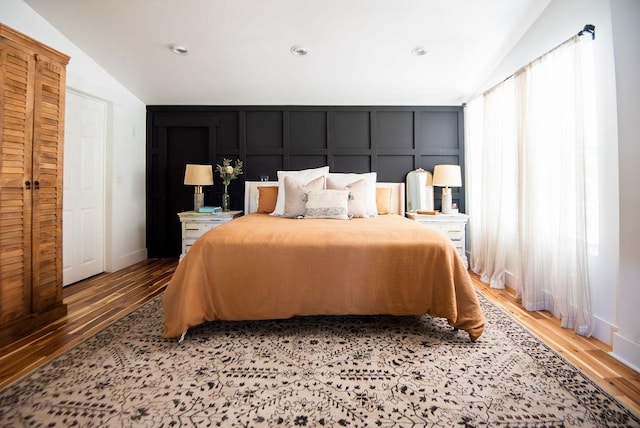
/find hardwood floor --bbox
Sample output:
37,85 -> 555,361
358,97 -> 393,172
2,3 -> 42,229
0,258 -> 638,416
0,258 -> 176,391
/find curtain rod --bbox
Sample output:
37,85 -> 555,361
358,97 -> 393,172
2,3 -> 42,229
499,24 -> 595,85
464,24 -> 596,106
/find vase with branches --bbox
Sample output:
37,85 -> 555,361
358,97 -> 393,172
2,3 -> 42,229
215,158 -> 243,211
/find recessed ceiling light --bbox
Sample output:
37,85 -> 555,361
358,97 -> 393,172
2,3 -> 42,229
411,46 -> 428,56
290,45 -> 309,56
169,43 -> 189,55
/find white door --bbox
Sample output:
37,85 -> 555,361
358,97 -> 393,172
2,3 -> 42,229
62,91 -> 106,286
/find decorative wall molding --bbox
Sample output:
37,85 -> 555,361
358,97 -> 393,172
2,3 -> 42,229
146,105 -> 464,257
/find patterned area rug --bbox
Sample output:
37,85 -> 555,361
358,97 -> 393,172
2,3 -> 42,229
0,293 -> 638,427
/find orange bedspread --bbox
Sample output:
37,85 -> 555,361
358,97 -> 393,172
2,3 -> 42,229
163,213 -> 485,341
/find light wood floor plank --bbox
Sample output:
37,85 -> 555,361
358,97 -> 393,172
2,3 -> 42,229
0,259 -> 637,416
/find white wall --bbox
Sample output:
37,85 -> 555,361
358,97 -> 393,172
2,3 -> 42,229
476,0 -> 639,369
610,0 -> 640,371
1,0 -> 148,271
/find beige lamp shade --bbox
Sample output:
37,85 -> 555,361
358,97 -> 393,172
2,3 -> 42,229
184,164 -> 213,186
433,164 -> 461,214
432,164 -> 462,187
184,164 -> 213,211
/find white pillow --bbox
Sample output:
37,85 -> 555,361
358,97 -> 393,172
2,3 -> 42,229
326,172 -> 377,217
271,166 -> 330,216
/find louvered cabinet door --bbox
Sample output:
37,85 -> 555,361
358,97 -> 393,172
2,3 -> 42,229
0,40 -> 35,325
0,25 -> 68,343
31,53 -> 67,313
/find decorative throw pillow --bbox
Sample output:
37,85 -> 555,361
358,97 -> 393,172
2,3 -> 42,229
282,175 -> 325,218
256,186 -> 278,214
376,187 -> 392,214
304,189 -> 351,220
326,177 -> 367,218
271,166 -> 330,216
325,172 -> 377,217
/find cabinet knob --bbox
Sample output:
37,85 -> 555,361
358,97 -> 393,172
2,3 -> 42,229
34,180 -> 40,189
25,180 -> 31,190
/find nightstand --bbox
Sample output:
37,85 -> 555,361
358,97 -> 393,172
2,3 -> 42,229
177,210 -> 242,260
406,212 -> 469,269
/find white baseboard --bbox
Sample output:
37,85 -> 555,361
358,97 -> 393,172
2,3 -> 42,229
591,315 -> 616,346
107,248 -> 148,272
611,333 -> 640,373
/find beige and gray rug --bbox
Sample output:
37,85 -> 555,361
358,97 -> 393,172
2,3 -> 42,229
0,292 -> 638,427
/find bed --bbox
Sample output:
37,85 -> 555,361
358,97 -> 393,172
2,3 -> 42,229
162,180 -> 484,342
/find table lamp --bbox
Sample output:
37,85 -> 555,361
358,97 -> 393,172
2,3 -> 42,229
184,164 -> 213,211
432,164 -> 461,214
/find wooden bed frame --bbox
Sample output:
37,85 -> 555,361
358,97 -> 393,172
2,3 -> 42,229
244,181 -> 405,216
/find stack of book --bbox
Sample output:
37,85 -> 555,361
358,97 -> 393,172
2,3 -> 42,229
197,206 -> 222,213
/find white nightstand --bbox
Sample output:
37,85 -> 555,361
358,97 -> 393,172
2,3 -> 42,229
177,210 -> 242,259
406,212 -> 469,269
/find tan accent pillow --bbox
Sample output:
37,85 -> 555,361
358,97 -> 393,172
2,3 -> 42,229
326,177 -> 368,218
283,175 -> 325,218
376,187 -> 392,214
257,186 -> 278,214
304,189 -> 351,220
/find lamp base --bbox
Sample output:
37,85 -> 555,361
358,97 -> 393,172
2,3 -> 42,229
194,192 -> 204,211
441,188 -> 452,214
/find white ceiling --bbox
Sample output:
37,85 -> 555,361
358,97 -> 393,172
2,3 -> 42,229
24,0 -> 550,106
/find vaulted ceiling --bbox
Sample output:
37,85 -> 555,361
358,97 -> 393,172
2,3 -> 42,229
24,0 -> 550,105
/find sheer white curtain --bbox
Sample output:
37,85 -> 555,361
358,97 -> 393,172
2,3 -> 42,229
465,80 -> 518,289
465,35 -> 596,333
516,36 -> 595,331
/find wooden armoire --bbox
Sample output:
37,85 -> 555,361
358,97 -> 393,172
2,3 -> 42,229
0,24 -> 69,345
